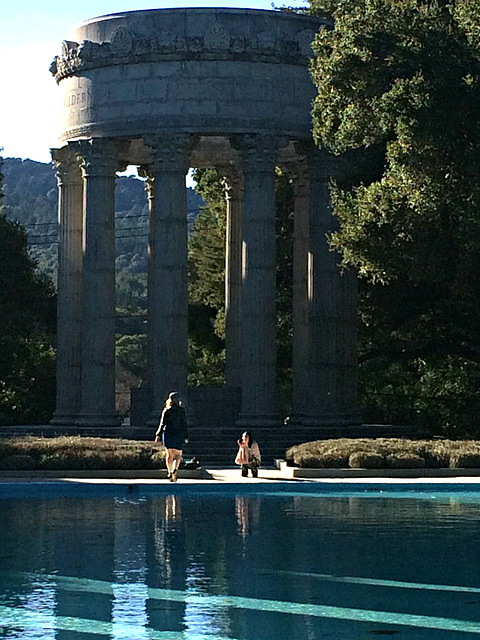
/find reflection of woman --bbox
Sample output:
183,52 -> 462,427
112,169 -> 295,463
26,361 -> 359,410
235,431 -> 261,477
155,391 -> 189,482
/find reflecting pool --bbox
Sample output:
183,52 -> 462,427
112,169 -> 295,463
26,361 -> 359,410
1,483 -> 480,639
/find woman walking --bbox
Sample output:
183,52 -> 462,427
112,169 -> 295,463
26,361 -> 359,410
155,391 -> 189,482
235,431 -> 261,477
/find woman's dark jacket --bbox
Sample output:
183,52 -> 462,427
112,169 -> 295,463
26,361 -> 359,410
159,405 -> 188,449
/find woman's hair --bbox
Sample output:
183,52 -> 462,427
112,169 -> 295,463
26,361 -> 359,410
166,391 -> 180,408
242,431 -> 253,446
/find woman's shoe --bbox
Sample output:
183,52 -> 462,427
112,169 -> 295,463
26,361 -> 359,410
172,469 -> 178,482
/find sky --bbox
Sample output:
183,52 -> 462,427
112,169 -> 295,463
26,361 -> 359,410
0,0 -> 300,165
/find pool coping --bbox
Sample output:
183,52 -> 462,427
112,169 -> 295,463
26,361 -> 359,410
274,460 -> 480,479
2,464 -> 480,484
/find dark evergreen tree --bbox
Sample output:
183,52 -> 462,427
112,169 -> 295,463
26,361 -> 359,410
310,0 -> 480,434
0,154 -> 57,424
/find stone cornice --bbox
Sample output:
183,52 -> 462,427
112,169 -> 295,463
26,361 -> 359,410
50,23 -> 323,83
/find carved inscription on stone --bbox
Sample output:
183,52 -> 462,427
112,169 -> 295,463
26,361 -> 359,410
63,87 -> 92,109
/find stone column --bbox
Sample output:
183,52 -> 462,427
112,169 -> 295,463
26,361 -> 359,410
336,252 -> 360,424
290,163 -> 310,422
224,170 -> 243,389
75,138 -> 121,427
231,134 -> 284,427
143,134 -> 192,425
50,146 -> 83,425
140,171 -> 155,397
297,146 -> 360,426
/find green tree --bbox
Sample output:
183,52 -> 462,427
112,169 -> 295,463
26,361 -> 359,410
0,154 -> 57,424
310,0 -> 480,434
188,168 -> 227,385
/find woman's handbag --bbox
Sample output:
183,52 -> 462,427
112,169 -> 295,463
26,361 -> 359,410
235,443 -> 248,465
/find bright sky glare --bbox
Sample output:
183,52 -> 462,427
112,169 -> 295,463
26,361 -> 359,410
0,0 -> 304,164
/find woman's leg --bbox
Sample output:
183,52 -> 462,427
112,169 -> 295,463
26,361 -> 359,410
171,449 -> 182,481
166,449 -> 175,479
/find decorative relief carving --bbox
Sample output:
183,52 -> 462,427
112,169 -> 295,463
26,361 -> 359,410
110,27 -> 134,54
70,138 -> 124,178
230,134 -> 289,173
143,133 -> 195,174
188,36 -> 203,53
50,19 -> 328,83
230,36 -> 246,54
258,32 -> 276,52
296,30 -> 316,57
51,146 -> 83,186
204,23 -> 230,50
294,141 -> 341,181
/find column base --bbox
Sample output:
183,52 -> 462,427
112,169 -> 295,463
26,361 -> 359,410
236,414 -> 283,429
75,413 -> 122,427
50,414 -> 79,426
288,413 -> 363,428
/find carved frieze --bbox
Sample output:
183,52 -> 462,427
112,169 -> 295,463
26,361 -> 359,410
50,20 -> 325,83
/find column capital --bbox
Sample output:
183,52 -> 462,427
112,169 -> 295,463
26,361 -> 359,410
230,134 -> 288,173
70,138 -> 125,178
51,146 -> 82,186
143,133 -> 195,174
221,166 -> 243,202
138,168 -> 156,201
294,142 -> 341,181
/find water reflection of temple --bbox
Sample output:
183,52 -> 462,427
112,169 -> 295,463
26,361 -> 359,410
3,492 -> 477,638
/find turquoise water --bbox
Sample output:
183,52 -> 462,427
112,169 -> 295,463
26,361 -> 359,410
1,483 -> 480,639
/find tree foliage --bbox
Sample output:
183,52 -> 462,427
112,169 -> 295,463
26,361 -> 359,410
310,0 -> 480,434
187,168 -> 227,385
0,154 -> 57,424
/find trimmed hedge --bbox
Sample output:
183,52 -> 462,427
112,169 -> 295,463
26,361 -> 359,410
285,438 -> 480,469
0,436 -> 166,470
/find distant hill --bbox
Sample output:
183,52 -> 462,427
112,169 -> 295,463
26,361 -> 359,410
2,157 -> 203,280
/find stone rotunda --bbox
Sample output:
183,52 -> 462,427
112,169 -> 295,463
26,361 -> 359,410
49,7 -> 360,441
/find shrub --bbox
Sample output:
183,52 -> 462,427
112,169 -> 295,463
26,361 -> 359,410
296,448 -> 350,468
285,438 -> 480,469
0,454 -> 35,470
0,436 -> 166,470
151,451 -> 167,468
449,453 -> 480,468
385,454 -> 426,469
295,455 -> 326,468
349,452 -> 384,469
